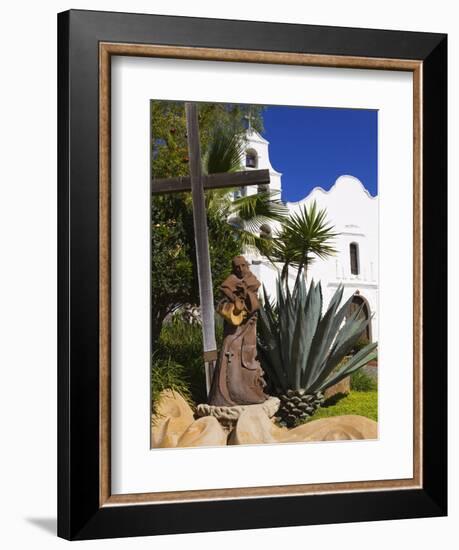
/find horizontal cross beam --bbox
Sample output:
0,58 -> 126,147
152,168 -> 270,195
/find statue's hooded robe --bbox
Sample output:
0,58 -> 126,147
208,271 -> 268,406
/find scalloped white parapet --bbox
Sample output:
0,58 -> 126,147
246,174 -> 379,341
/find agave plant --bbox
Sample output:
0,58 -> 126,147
257,276 -> 378,427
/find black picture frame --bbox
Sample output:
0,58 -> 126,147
57,9 -> 447,541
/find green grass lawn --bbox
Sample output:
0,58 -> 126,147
307,390 -> 378,423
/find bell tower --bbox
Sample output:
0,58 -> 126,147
241,129 -> 282,197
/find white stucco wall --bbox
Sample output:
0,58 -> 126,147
241,132 -> 379,342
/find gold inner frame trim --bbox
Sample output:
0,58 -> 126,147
99,42 -> 423,507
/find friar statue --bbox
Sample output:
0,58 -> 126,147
208,255 -> 268,406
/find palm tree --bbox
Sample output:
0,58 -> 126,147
202,128 -> 336,285
151,126 -> 287,344
202,126 -> 288,253
266,201 -> 337,289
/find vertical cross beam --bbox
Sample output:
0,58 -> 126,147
185,103 -> 217,394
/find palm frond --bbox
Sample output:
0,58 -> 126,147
201,129 -> 290,258
230,190 -> 288,234
205,187 -> 234,218
202,127 -> 245,175
233,227 -> 277,256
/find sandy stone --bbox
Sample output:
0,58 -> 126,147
362,364 -> 378,380
177,416 -> 227,447
230,407 -> 377,445
324,376 -> 350,400
151,390 -> 377,448
282,415 -> 378,442
229,405 -> 288,445
151,390 -> 195,448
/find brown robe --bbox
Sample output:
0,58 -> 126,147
208,271 -> 268,406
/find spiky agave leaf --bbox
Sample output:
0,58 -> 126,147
316,342 -> 378,392
320,305 -> 374,377
257,290 -> 286,391
290,286 -> 307,390
307,313 -> 375,394
303,284 -> 344,388
257,277 -> 377,401
276,278 -> 290,380
300,296 -> 368,392
261,284 -> 278,330
299,280 -> 324,389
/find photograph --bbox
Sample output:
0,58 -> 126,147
150,100 -> 379,449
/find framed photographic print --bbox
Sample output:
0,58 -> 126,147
57,9 -> 447,540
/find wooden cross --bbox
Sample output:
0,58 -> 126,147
152,102 -> 270,395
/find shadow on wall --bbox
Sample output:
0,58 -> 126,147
25,517 -> 56,536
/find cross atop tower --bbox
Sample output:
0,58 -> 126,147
244,110 -> 254,132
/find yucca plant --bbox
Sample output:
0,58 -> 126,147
265,201 -> 337,288
257,276 -> 378,427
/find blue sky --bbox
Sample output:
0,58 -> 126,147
261,106 -> 378,202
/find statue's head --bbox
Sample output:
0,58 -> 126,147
232,255 -> 250,279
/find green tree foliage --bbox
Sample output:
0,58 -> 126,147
151,101 -> 264,179
152,317 -> 225,409
151,191 -> 241,349
150,101 -> 264,348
